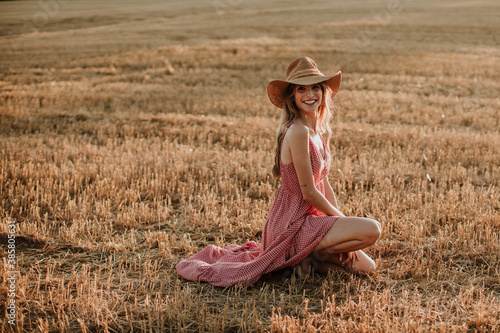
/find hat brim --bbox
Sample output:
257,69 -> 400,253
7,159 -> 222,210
267,71 -> 342,109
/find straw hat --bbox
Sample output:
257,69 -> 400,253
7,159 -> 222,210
267,57 -> 342,109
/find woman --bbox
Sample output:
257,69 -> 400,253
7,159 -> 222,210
176,57 -> 381,287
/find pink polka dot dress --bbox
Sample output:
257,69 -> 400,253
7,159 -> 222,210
175,123 -> 338,287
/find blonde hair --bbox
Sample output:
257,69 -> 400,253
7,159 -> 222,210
272,82 -> 335,178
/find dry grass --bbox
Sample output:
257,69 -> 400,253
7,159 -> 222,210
1,0 -> 499,331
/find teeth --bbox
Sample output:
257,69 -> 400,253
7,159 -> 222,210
303,100 -> 316,105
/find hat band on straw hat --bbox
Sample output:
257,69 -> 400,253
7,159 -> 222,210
287,68 -> 324,81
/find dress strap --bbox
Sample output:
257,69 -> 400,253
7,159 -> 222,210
281,121 -> 295,142
320,134 -> 329,153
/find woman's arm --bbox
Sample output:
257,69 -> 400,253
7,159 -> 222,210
323,177 -> 340,209
286,125 -> 345,217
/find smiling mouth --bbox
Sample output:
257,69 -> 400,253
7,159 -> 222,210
302,100 -> 317,105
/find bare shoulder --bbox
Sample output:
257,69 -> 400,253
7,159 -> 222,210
281,122 -> 310,164
285,122 -> 309,144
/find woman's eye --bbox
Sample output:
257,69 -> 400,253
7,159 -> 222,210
312,85 -> 320,90
297,87 -> 305,91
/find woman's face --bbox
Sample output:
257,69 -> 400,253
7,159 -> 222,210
293,84 -> 323,113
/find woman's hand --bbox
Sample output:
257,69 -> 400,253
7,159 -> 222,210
339,251 -> 359,269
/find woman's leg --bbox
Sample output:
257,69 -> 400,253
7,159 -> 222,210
298,250 -> 377,276
316,250 -> 376,274
313,217 -> 381,258
295,217 -> 381,278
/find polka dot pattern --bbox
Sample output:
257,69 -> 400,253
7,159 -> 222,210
175,123 -> 338,287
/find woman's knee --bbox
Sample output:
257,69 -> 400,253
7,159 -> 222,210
363,218 -> 381,245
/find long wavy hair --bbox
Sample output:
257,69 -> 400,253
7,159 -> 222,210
272,82 -> 335,178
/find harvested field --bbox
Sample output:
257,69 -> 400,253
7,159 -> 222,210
0,0 -> 499,331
